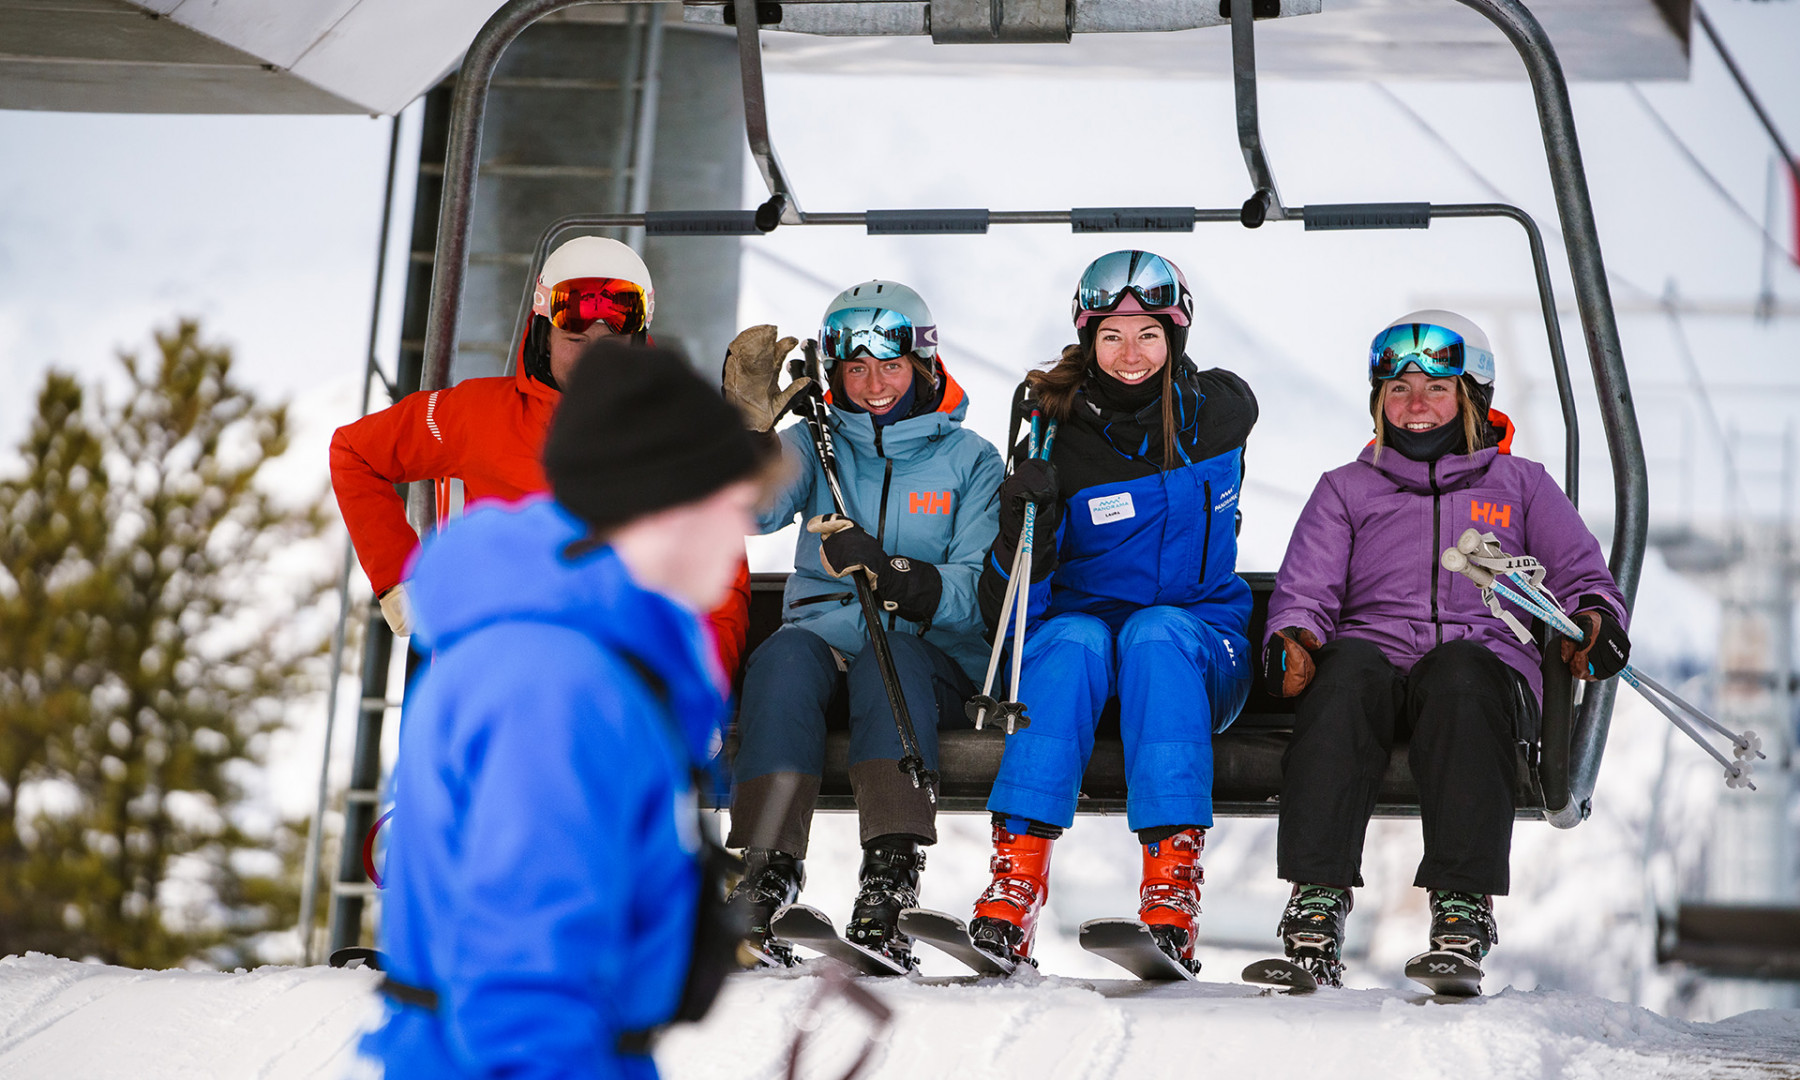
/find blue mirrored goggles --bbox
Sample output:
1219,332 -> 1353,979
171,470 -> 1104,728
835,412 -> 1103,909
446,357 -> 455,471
819,306 -> 934,362
1368,323 -> 1495,384
1073,250 -> 1183,318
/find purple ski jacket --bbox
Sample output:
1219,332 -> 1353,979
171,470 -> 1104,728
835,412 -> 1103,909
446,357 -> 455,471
1266,432 -> 1627,703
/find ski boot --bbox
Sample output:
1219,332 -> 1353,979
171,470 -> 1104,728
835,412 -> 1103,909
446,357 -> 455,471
844,838 -> 924,969
1277,883 -> 1352,987
1428,891 -> 1497,961
970,822 -> 1054,967
728,848 -> 804,966
1138,828 -> 1205,974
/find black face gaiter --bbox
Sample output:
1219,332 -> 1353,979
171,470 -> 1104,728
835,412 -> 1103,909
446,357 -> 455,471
1386,419 -> 1467,462
1085,363 -> 1162,414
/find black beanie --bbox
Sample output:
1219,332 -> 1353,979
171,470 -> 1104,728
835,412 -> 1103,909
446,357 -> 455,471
543,340 -> 765,531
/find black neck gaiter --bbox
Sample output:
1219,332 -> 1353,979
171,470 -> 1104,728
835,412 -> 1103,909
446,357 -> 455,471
1084,364 -> 1162,414
1386,420 -> 1467,462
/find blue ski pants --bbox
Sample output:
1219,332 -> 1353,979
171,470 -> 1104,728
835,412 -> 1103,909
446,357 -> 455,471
987,605 -> 1251,831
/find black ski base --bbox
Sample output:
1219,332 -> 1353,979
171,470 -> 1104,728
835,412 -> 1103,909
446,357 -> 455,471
1078,918 -> 1198,981
898,908 -> 1018,976
1405,950 -> 1483,997
771,904 -> 911,977
1240,957 -> 1319,993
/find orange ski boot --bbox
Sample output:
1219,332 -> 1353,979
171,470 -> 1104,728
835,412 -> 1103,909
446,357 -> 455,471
1138,827 -> 1205,974
969,821 -> 1055,967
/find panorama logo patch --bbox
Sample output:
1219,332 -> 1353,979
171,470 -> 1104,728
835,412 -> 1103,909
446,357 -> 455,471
1088,491 -> 1136,525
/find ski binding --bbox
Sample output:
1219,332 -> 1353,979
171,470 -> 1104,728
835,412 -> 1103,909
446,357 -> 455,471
1078,918 -> 1198,981
1404,950 -> 1483,997
898,908 -> 1018,976
771,904 -> 910,977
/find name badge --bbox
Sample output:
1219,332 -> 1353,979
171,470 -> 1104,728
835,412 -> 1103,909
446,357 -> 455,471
1088,492 -> 1136,525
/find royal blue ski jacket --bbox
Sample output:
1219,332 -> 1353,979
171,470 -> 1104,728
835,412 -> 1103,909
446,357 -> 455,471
363,496 -> 724,1080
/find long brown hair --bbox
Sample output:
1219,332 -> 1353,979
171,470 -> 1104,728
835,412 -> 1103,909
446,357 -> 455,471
1370,378 -> 1483,462
1025,327 -> 1180,468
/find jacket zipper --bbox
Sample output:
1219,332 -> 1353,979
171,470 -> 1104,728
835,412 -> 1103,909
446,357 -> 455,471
1198,479 -> 1213,583
1429,459 -> 1443,645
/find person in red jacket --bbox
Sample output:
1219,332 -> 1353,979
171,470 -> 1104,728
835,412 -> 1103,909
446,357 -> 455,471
330,235 -> 751,681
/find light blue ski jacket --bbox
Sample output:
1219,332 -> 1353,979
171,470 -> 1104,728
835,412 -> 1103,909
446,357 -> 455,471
758,365 -> 1005,681
365,497 -> 723,1080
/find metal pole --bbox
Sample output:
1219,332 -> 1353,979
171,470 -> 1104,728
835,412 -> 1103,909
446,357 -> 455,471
300,112 -> 404,965
1230,0 -> 1284,226
623,6 -> 665,253
1694,5 -> 1800,207
1454,0 -> 1647,826
731,0 -> 803,224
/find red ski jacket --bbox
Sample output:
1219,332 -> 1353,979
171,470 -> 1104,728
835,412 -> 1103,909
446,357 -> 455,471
329,360 -> 751,680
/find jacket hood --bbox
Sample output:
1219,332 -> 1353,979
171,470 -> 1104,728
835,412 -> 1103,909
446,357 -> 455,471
513,326 -> 564,405
406,496 -> 719,693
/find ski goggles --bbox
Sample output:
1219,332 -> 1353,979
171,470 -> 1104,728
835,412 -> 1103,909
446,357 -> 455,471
533,276 -> 650,335
819,306 -> 936,363
1072,250 -> 1190,326
1368,322 -> 1495,384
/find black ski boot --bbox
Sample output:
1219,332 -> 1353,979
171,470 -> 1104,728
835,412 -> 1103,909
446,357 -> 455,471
844,838 -> 924,969
1278,883 -> 1352,987
728,848 -> 804,966
1428,891 -> 1496,961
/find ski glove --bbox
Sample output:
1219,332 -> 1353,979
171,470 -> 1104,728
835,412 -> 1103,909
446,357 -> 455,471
1262,626 -> 1322,698
995,458 -> 1061,582
808,514 -> 943,624
723,324 -> 807,432
1560,595 -> 1629,681
378,583 -> 414,637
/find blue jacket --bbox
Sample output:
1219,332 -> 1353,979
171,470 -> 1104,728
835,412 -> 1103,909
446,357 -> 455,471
981,361 -> 1259,639
365,497 -> 724,1080
759,365 -> 1006,681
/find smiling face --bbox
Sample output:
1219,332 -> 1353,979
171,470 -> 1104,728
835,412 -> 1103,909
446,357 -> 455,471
839,355 -> 916,416
1382,372 -> 1461,432
1093,315 -> 1168,387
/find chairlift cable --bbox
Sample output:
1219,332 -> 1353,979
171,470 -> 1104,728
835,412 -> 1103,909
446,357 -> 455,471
1693,4 -> 1800,207
1624,84 -> 1799,265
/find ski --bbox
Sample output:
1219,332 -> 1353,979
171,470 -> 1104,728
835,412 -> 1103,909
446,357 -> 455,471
771,904 -> 910,977
1404,950 -> 1483,997
1078,918 -> 1198,981
897,908 -> 1018,977
1240,957 -> 1318,994
737,938 -> 796,969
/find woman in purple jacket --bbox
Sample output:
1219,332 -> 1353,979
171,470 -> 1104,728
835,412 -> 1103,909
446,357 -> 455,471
1260,310 -> 1631,988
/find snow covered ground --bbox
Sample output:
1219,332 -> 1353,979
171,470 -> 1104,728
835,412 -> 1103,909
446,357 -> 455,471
3,951 -> 1797,1080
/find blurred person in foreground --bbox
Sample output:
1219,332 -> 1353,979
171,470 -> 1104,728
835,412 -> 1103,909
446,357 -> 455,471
362,341 -> 775,1080
329,236 -> 751,683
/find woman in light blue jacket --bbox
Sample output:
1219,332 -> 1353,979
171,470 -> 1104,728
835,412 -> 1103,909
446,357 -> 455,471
724,281 -> 1004,969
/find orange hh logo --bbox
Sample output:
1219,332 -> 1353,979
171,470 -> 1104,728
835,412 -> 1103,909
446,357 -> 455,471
909,491 -> 953,515
1471,500 -> 1513,528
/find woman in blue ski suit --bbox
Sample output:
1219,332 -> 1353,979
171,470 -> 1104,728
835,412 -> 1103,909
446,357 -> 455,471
967,250 -> 1258,970
721,281 -> 1004,969
364,345 -> 767,1080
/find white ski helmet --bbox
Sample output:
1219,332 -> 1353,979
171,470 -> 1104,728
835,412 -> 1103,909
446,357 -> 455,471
1369,308 -> 1496,417
818,280 -> 938,364
531,236 -> 655,328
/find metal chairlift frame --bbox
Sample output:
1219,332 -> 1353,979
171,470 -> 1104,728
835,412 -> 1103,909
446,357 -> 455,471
410,0 -> 1648,829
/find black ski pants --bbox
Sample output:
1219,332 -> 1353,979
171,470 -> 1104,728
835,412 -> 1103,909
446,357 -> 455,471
1276,637 -> 1537,896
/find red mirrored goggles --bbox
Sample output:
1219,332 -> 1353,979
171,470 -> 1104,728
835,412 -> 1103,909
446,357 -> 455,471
533,276 -> 650,335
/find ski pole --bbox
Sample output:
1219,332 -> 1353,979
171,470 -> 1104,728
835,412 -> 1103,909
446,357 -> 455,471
1002,416 -> 1056,735
1442,540 -> 1762,790
968,408 -> 1041,730
790,344 -> 937,799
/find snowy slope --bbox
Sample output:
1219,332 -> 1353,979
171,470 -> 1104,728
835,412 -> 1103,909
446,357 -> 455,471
2,952 -> 1796,1080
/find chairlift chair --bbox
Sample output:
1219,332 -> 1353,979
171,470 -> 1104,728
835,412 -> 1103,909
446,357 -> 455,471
411,0 -> 1649,828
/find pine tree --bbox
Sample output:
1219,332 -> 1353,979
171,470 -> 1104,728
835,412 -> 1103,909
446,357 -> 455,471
0,320 -> 327,967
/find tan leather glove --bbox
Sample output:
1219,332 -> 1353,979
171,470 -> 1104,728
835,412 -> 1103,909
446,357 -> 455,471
378,583 -> 414,637
723,325 -> 806,432
1262,627 -> 1323,698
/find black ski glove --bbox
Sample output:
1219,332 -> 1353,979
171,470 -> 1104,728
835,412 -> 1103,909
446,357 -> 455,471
1261,626 -> 1322,698
1560,595 -> 1629,681
814,517 -> 942,624
995,458 -> 1061,582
